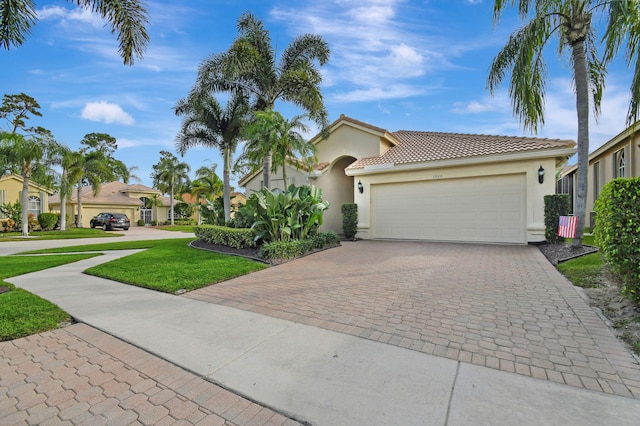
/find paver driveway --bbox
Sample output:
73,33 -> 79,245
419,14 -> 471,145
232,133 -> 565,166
187,240 -> 640,398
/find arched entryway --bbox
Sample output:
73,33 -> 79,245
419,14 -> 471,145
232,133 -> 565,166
321,156 -> 357,234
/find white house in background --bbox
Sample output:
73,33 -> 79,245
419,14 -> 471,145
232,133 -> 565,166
239,115 -> 576,244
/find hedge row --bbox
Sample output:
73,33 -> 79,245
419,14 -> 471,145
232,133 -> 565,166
594,178 -> 640,300
544,194 -> 570,243
259,231 -> 341,261
194,225 -> 255,249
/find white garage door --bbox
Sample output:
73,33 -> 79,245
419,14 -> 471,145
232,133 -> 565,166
371,174 -> 526,244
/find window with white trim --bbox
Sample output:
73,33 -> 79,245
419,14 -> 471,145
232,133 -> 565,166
617,150 -> 626,178
28,195 -> 41,216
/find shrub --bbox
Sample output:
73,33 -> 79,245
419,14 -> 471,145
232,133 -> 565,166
341,203 -> 358,240
544,194 -> 570,243
195,225 -> 255,249
594,178 -> 640,300
0,201 -> 21,230
37,213 -> 59,231
137,219 -> 145,226
312,231 -> 341,249
27,213 -> 39,231
150,220 -> 157,226
259,240 -> 314,261
244,184 -> 330,243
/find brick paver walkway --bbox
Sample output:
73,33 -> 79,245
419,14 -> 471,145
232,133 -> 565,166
0,324 -> 300,426
186,240 -> 640,399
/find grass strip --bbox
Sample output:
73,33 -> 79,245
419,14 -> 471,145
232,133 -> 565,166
157,225 -> 195,233
0,228 -> 121,241
17,238 -> 194,254
557,252 -> 604,288
0,253 -> 102,341
84,239 -> 267,293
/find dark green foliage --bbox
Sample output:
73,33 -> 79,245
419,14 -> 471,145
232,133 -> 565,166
137,219 -> 145,226
259,231 -> 340,261
243,184 -> 329,243
341,203 -> 358,240
195,225 -> 255,249
37,213 -> 58,231
544,194 -> 570,243
312,231 -> 341,248
594,178 -> 640,300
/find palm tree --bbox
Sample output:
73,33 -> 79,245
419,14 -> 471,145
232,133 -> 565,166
242,110 -> 315,187
197,11 -> 330,189
0,0 -> 149,65
175,91 -> 248,222
151,151 -> 190,225
190,165 -> 223,225
0,130 -> 65,236
488,1 -> 640,247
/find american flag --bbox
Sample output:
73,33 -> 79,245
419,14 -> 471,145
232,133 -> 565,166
558,216 -> 578,238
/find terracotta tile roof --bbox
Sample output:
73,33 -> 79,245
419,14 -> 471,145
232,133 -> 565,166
50,181 -> 168,206
347,131 -> 576,170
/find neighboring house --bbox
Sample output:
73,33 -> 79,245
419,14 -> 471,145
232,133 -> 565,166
49,181 -> 176,228
182,192 -> 247,224
558,123 -> 640,229
240,114 -> 576,244
0,174 -> 55,225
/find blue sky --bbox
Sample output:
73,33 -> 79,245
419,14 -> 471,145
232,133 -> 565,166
3,0 -> 636,189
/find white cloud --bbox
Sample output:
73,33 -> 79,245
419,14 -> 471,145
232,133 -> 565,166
37,5 -> 104,28
333,84 -> 425,102
81,101 -> 135,125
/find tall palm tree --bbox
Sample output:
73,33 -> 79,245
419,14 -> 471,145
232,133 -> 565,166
197,11 -> 330,189
0,0 -> 149,65
242,110 -> 315,186
488,0 -> 640,247
151,151 -> 190,225
175,91 -> 248,222
0,130 -> 65,236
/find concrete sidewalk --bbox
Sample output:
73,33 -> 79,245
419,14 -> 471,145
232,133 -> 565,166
7,251 -> 640,425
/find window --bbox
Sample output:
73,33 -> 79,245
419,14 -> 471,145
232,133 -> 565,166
28,195 -> 41,216
617,150 -> 626,178
593,162 -> 600,200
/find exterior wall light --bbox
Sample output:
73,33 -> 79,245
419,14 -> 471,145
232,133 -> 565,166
538,165 -> 545,184
357,180 -> 364,194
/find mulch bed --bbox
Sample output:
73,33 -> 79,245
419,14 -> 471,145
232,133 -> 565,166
537,242 -> 599,265
0,286 -> 12,295
190,239 -> 263,260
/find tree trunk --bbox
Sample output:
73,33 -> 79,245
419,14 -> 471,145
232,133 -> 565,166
76,180 -> 83,228
223,147 -> 231,222
170,175 -> 175,226
262,152 -> 271,190
21,172 -> 29,237
571,39 -> 590,247
59,170 -> 67,231
282,161 -> 287,189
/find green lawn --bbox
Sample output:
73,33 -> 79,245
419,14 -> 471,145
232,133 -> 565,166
157,225 -> 195,233
22,238 -> 268,294
557,252 -> 603,288
18,238 -> 188,254
0,253 -> 102,341
0,228 -> 121,241
84,239 -> 267,293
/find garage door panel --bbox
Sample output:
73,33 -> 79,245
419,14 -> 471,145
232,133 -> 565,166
371,174 -> 525,244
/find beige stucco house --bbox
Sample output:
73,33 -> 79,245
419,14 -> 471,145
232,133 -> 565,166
0,174 -> 55,227
49,181 -> 176,228
240,115 -> 576,244
558,123 -> 640,228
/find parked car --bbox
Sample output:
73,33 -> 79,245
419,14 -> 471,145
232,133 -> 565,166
90,212 -> 130,231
